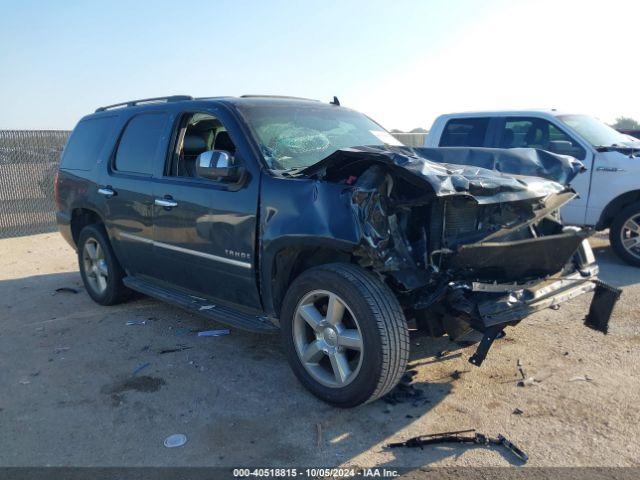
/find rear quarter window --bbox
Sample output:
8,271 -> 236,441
439,118 -> 490,147
60,116 -> 116,170
114,113 -> 168,175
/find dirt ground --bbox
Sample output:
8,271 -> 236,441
0,232 -> 638,468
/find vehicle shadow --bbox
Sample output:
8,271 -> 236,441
314,332 -> 527,470
0,270 -> 514,469
592,244 -> 640,288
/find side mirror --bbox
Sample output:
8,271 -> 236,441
548,140 -> 576,156
195,150 -> 243,182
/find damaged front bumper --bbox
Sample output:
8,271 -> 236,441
444,239 -> 622,367
462,269 -> 621,367
471,266 -> 599,327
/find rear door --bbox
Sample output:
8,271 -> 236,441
151,107 -> 262,309
100,111 -> 170,279
437,117 -> 496,147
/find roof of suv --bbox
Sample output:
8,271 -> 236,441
93,94 -> 329,114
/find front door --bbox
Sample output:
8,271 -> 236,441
494,116 -> 591,225
585,151 -> 637,226
151,110 -> 262,309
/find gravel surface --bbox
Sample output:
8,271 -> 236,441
0,232 -> 638,468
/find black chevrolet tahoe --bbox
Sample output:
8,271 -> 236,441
55,95 -> 619,407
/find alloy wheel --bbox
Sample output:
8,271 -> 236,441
292,290 -> 364,388
82,238 -> 108,294
621,213 -> 640,260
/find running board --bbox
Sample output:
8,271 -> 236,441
123,276 -> 278,333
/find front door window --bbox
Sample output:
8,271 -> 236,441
499,117 -> 585,159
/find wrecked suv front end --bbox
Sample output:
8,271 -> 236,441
300,146 -> 621,367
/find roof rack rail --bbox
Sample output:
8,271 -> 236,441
95,95 -> 193,113
240,95 -> 319,102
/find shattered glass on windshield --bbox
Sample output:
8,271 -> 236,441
237,103 -> 404,170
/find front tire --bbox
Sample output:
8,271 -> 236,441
280,263 -> 409,407
610,201 -> 640,267
77,224 -> 131,305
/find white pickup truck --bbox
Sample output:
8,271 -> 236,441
425,110 -> 640,266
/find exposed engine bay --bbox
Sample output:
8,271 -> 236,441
298,146 -> 621,365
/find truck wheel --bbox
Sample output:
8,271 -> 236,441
77,224 -> 131,305
610,201 -> 640,267
280,263 -> 409,407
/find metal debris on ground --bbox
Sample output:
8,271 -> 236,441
54,287 -> 79,294
199,305 -> 216,311
517,359 -> 526,380
126,320 -> 146,326
387,429 -> 528,463
164,434 -> 187,448
450,369 -> 469,380
517,377 -> 537,387
197,329 -> 230,337
159,346 -> 193,354
569,375 -> 594,382
132,362 -> 151,375
382,370 -> 429,406
512,408 -> 524,415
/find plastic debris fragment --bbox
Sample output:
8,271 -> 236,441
55,287 -> 79,294
164,434 -> 187,448
197,329 -> 230,337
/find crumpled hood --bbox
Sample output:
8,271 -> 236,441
301,145 -> 584,204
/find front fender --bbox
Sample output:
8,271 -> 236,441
259,175 -> 361,314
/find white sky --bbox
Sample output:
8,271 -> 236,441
1,0 -> 638,131
349,0 -> 640,131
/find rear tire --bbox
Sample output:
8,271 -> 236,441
77,224 -> 132,305
280,263 -> 409,407
609,201 -> 640,267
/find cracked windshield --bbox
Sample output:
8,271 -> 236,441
239,103 -> 403,170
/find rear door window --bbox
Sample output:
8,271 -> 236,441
114,113 -> 168,175
61,116 -> 116,170
439,118 -> 490,147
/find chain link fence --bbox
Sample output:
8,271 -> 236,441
0,130 -> 70,239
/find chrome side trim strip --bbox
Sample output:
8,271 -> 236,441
155,240 -> 252,268
119,232 -> 251,269
120,232 -> 153,244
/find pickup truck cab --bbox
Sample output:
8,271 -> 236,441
426,110 -> 640,266
56,97 -> 618,407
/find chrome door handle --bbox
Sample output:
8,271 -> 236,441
98,187 -> 115,196
155,198 -> 178,208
